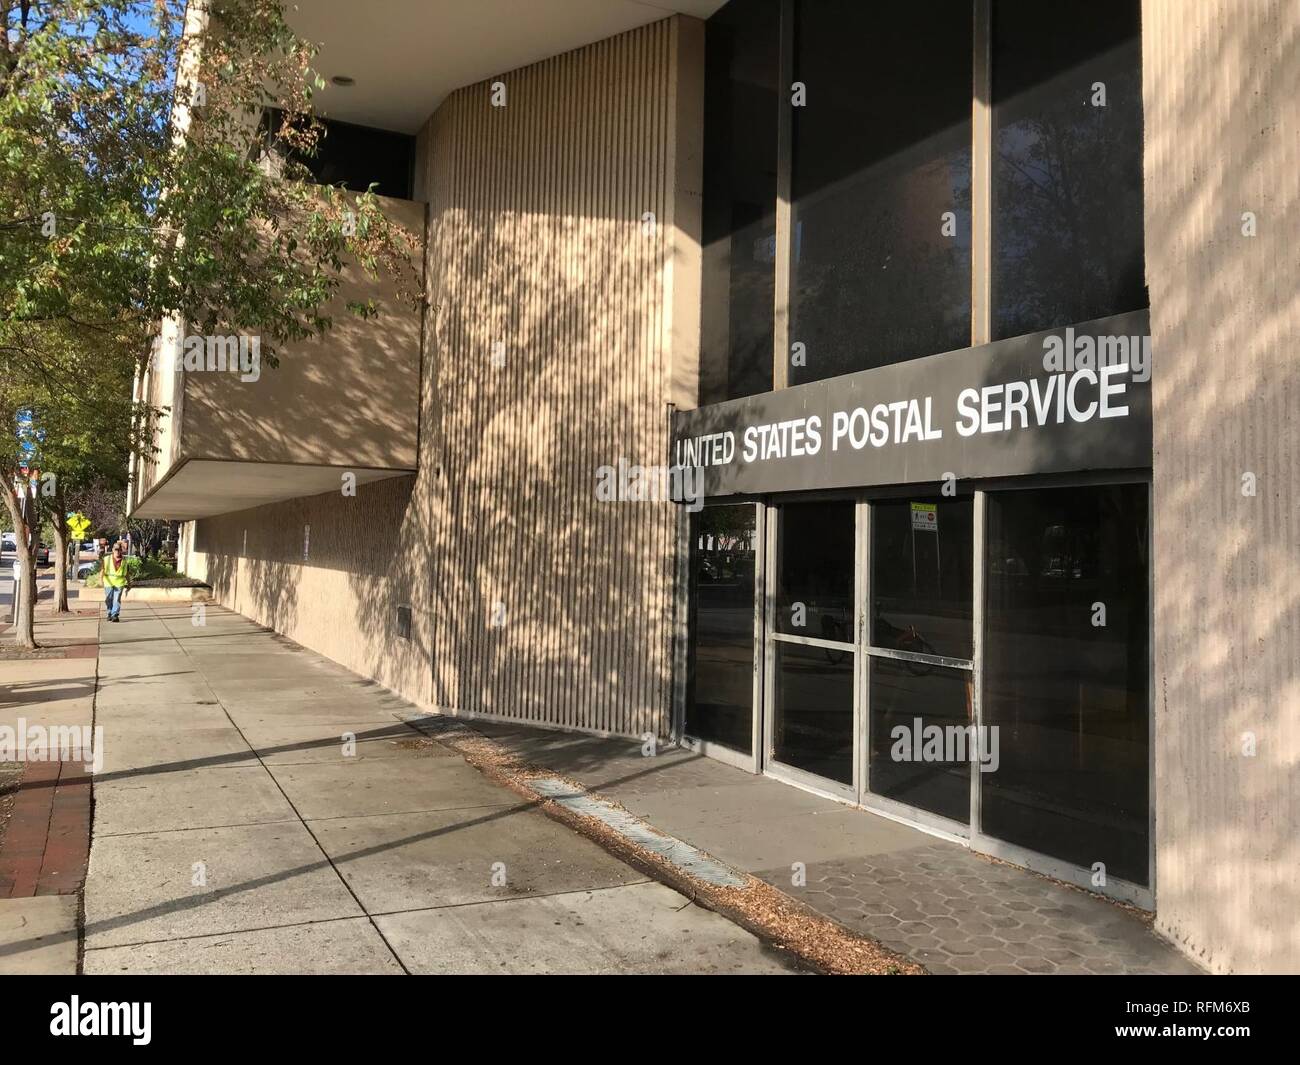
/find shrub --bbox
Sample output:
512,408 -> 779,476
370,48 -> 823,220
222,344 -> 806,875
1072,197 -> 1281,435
81,555 -> 165,587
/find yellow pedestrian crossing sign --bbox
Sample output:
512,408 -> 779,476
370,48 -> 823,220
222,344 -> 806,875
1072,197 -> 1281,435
67,512 -> 91,540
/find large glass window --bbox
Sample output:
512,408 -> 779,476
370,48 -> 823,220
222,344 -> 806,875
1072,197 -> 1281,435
773,500 -> 854,639
685,505 -> 759,753
697,0 -> 1147,395
790,2 -> 972,384
868,658 -> 972,823
262,110 -> 415,199
700,0 -> 780,404
870,495 -> 974,660
771,500 -> 856,784
991,0 -> 1146,339
867,496 -> 974,823
982,484 -> 1150,885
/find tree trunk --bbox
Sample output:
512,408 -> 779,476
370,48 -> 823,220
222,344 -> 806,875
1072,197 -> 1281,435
51,484 -> 70,614
2,484 -> 38,649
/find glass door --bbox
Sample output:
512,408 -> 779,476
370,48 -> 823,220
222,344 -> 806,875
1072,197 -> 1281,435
763,499 -> 858,796
747,481 -> 1151,901
863,494 -> 976,833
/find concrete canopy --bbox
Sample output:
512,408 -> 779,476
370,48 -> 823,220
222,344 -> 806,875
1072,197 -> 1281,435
130,459 -> 411,520
286,0 -> 725,133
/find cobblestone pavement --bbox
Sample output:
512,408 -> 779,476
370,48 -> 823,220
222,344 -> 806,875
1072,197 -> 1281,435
759,843 -> 1202,974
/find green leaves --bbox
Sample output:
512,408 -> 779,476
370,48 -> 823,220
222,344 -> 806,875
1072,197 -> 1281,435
1,0 -> 419,499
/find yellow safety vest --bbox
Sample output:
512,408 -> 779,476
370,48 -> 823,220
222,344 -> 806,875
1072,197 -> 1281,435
103,555 -> 128,589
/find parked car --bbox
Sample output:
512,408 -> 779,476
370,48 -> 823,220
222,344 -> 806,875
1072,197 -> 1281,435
1,534 -> 50,563
76,559 -> 99,579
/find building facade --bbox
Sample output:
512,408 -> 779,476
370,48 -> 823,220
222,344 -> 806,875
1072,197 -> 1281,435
131,0 -> 1299,973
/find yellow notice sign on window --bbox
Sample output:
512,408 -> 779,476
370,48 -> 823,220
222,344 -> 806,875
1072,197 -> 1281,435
910,502 -> 938,532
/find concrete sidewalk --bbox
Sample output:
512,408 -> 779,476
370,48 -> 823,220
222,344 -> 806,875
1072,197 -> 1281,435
76,602 -> 800,974
468,722 -> 1202,975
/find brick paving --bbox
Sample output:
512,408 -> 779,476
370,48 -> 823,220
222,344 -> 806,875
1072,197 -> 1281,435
762,842 -> 1200,974
0,758 -> 92,898
0,592 -> 98,902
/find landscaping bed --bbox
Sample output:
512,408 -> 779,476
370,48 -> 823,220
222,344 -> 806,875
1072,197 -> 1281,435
129,576 -> 209,589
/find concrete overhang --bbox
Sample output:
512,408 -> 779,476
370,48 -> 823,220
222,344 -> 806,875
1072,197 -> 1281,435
131,459 -> 412,520
287,0 -> 726,133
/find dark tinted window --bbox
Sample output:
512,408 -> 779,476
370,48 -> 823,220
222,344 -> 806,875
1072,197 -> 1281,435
870,495 -> 973,660
774,641 -> 854,784
869,658 -> 972,823
700,0 -> 780,403
685,506 -> 759,753
992,0 -> 1146,339
982,483 -> 1150,885
789,1 -> 972,384
265,111 -> 415,199
773,500 -> 855,639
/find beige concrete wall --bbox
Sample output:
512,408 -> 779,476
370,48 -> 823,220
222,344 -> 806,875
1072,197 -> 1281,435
133,193 -> 424,514
188,474 -> 433,705
190,17 -> 705,736
1143,0 -> 1300,973
180,193 -> 425,472
133,315 -> 186,507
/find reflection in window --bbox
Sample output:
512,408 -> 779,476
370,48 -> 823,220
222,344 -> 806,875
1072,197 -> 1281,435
992,0 -> 1146,339
774,500 -> 855,640
870,496 -> 973,660
686,505 -> 759,753
700,0 -> 779,404
774,641 -> 853,784
982,484 -> 1150,885
869,658 -> 972,823
789,1 -> 972,385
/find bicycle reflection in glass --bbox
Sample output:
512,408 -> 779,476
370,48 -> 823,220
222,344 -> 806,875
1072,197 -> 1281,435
818,604 -> 937,673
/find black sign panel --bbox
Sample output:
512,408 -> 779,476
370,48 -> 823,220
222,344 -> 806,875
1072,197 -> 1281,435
671,311 -> 1152,497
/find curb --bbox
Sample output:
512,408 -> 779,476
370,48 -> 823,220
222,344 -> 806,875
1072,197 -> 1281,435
406,715 -> 925,976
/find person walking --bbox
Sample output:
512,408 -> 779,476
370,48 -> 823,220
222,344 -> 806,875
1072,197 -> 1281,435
102,540 -> 129,622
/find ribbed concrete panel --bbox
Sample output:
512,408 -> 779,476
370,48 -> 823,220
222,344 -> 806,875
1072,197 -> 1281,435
187,17 -> 703,740
1143,0 -> 1300,972
423,18 -> 697,738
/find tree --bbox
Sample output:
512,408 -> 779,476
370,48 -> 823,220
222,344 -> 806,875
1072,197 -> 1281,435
1,303 -> 146,638
75,482 -> 129,540
1,1 -> 419,646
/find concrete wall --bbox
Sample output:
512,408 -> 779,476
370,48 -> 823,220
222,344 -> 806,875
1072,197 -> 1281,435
134,314 -> 186,505
189,16 -> 705,736
133,193 -> 424,514
181,193 -> 425,471
131,2 -> 207,505
1143,0 -> 1300,972
188,475 -> 433,705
